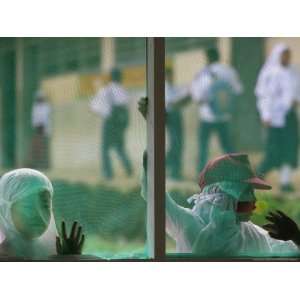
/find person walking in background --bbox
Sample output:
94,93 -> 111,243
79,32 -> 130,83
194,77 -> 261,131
191,47 -> 243,173
30,90 -> 52,169
90,67 -> 133,179
165,66 -> 190,180
256,43 -> 300,192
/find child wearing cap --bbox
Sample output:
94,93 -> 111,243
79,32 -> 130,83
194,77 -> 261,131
139,97 -> 300,257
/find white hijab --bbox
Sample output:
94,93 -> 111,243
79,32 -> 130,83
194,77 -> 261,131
255,43 -> 290,98
0,168 -> 57,259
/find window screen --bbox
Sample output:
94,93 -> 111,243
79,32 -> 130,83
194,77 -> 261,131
115,38 -> 146,67
0,37 -> 148,260
165,37 -> 300,260
166,37 -> 216,56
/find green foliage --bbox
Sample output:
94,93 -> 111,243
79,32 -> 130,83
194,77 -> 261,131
252,191 -> 300,226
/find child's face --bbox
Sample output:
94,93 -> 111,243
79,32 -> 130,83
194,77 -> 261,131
236,187 -> 256,222
11,190 -> 51,239
236,202 -> 256,222
281,49 -> 291,67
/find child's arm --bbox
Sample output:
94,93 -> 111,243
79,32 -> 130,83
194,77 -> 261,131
141,150 -> 196,240
139,97 -> 197,240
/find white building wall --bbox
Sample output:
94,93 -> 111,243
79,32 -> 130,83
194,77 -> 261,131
101,37 -> 115,72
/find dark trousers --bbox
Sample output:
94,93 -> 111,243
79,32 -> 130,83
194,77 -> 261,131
258,109 -> 299,176
166,110 -> 183,179
198,120 -> 234,172
101,106 -> 133,179
30,126 -> 50,169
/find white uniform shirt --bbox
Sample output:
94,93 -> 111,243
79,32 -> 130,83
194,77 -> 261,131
165,80 -> 189,112
190,62 -> 243,122
31,102 -> 52,136
90,82 -> 129,118
256,66 -> 300,127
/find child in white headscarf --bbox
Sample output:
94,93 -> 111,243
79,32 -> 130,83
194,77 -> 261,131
256,43 -> 300,192
0,168 -> 56,259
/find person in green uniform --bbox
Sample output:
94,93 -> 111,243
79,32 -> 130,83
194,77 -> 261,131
90,68 -> 133,179
256,43 -> 300,192
165,67 -> 190,180
190,47 -> 243,173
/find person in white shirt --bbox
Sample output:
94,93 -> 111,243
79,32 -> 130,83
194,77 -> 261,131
256,43 -> 300,192
190,47 -> 243,173
30,90 -> 52,169
90,68 -> 133,179
165,67 -> 190,180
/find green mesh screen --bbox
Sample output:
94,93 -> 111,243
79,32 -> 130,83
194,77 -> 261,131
165,37 -> 300,259
166,37 -> 216,56
115,38 -> 146,67
0,37 -> 148,259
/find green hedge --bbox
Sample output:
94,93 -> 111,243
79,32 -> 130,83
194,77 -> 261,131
51,180 -> 147,242
51,181 -> 300,245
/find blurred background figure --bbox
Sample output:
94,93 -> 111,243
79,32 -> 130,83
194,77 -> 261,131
90,67 -> 133,179
256,44 -> 300,192
190,47 -> 243,173
30,90 -> 52,169
165,66 -> 190,180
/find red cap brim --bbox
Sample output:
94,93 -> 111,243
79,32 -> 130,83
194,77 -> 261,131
244,177 -> 272,190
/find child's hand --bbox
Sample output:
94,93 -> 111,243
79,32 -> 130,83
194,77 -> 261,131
138,97 -> 148,120
143,151 -> 148,172
56,221 -> 85,255
263,210 -> 300,243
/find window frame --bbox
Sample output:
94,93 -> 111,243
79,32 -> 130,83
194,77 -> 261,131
10,37 -> 288,262
146,37 -> 165,259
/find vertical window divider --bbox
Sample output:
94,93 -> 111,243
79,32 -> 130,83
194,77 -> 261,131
146,37 -> 165,259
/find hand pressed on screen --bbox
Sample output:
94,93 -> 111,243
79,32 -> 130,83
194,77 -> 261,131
138,97 -> 148,120
56,221 -> 85,255
263,210 -> 300,245
143,150 -> 148,173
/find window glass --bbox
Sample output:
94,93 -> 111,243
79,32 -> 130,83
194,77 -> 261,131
165,37 -> 300,259
115,38 -> 146,67
0,37 -> 148,260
